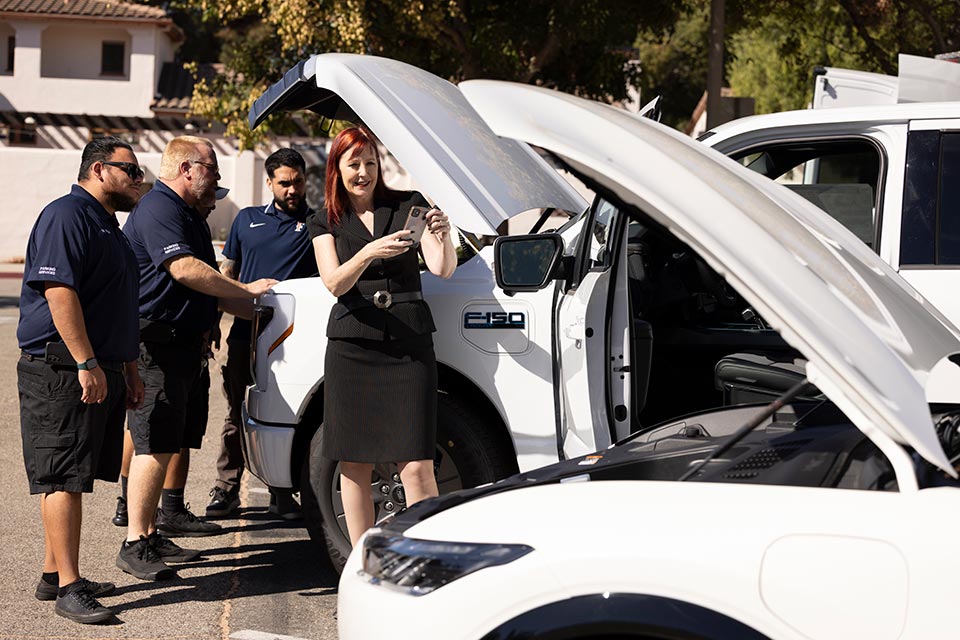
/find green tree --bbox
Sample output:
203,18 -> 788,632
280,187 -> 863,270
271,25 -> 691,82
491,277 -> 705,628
177,0 -> 684,149
636,0 -> 960,129
634,3 -> 708,130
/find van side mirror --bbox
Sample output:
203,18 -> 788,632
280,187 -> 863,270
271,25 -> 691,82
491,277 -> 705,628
494,233 -> 564,292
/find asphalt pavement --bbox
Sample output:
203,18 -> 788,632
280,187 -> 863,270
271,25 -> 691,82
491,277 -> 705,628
0,272 -> 340,639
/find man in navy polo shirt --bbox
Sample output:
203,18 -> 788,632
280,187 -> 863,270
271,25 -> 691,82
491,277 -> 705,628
118,135 -> 277,581
17,136 -> 145,624
206,148 -> 318,519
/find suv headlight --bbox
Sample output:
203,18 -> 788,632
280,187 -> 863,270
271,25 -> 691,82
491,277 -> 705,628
361,529 -> 533,595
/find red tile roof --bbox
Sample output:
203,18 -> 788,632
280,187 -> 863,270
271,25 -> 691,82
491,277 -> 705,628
0,0 -> 170,22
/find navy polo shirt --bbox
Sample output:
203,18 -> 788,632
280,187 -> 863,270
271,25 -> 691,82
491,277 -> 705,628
122,181 -> 219,334
17,185 -> 140,362
222,201 -> 318,341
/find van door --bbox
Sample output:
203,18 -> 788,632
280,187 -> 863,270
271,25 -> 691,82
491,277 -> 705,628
555,196 -> 632,458
896,120 -> 960,327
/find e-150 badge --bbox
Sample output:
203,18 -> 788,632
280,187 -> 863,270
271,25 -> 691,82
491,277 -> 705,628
463,311 -> 526,329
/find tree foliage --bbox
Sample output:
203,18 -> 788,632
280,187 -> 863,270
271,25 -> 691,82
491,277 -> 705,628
635,0 -> 960,130
176,0 -> 684,149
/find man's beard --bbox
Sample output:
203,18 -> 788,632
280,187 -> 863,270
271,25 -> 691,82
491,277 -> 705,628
275,194 -> 304,214
192,174 -> 216,209
105,190 -> 139,213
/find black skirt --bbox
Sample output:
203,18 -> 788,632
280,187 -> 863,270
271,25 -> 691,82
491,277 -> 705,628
322,334 -> 437,463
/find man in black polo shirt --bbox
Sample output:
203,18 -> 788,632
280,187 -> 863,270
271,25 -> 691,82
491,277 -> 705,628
118,135 -> 277,581
206,148 -> 318,519
17,136 -> 144,624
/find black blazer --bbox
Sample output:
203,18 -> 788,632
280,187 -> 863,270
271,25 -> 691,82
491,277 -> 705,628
307,191 -> 437,341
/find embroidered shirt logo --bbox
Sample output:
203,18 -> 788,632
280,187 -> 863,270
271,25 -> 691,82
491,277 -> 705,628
295,222 -> 305,232
249,222 -> 267,228
38,266 -> 57,276
162,243 -> 181,254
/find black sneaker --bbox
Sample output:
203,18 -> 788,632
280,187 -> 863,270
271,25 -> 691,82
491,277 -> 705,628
54,583 -> 113,624
205,486 -> 240,517
116,536 -> 175,581
147,531 -> 201,563
112,496 -> 127,527
36,577 -> 116,602
156,504 -> 222,537
268,491 -> 303,521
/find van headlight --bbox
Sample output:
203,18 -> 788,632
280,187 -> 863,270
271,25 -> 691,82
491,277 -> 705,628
361,529 -> 533,595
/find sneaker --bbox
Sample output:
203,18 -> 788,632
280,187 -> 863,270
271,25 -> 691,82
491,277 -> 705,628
156,504 -> 222,537
268,491 -> 303,521
116,536 -> 175,581
205,486 -> 240,517
54,583 -> 113,624
36,577 -> 116,602
147,531 -> 201,563
112,496 -> 127,527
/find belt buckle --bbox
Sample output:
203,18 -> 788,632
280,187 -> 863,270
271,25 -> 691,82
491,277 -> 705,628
372,290 -> 392,309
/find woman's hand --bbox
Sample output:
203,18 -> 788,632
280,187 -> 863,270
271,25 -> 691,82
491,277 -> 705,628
362,229 -> 414,260
425,209 -> 451,241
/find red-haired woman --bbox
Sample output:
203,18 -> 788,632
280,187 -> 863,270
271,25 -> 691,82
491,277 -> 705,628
307,127 -> 456,547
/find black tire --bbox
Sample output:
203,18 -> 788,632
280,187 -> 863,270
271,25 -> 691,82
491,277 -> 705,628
306,390 -> 516,572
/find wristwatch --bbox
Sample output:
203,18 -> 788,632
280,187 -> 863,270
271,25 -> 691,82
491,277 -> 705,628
76,357 -> 99,371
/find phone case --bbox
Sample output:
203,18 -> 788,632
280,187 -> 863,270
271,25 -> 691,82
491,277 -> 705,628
404,206 -> 430,247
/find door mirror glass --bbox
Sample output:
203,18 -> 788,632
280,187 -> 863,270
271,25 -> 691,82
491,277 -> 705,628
494,234 -> 564,292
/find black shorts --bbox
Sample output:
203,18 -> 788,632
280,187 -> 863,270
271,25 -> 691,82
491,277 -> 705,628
128,341 -> 210,454
18,357 -> 126,494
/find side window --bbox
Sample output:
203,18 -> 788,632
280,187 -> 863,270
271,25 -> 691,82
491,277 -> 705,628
901,132 -> 960,266
937,135 -> 960,264
585,198 -> 621,271
734,139 -> 881,249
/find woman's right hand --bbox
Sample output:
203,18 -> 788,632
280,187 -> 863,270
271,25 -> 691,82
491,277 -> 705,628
363,230 -> 414,260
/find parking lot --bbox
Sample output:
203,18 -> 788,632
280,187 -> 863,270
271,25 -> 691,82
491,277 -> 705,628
0,273 -> 339,640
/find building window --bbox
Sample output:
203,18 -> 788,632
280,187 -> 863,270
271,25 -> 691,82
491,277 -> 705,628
101,41 -> 125,76
1,122 -> 37,146
5,36 -> 13,73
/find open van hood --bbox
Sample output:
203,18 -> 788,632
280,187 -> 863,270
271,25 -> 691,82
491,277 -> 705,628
460,79 -> 960,476
248,54 -> 586,235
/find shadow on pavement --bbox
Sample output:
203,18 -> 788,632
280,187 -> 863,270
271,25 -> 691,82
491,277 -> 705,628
111,538 -> 338,614
0,296 -> 19,308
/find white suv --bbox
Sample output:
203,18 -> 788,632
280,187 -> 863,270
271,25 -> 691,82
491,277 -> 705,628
337,77 -> 960,640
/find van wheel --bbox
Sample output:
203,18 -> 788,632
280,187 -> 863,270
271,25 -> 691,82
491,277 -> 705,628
307,391 -> 516,572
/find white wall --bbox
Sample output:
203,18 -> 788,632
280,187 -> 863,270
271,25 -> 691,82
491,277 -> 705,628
0,21 -> 165,117
0,145 -> 259,260
41,24 -> 130,79
0,137 -> 415,261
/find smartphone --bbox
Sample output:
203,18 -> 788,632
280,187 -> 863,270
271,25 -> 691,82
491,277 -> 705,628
403,205 -> 431,247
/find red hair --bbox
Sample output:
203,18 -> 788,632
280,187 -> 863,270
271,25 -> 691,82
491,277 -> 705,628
324,127 -> 396,227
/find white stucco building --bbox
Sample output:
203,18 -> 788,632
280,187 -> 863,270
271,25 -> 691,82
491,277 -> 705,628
0,0 -> 351,261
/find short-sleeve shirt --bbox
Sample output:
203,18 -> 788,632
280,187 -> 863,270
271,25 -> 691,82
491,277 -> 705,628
17,185 -> 140,362
122,181 -> 218,335
307,190 -> 436,341
222,201 -> 318,341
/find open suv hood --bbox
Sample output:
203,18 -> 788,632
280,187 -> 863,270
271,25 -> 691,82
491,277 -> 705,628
248,54 -> 586,235
460,80 -> 960,476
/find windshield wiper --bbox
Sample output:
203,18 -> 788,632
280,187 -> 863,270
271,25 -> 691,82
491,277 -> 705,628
678,378 -> 811,481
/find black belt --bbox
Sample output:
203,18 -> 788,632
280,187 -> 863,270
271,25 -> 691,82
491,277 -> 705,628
339,291 -> 423,311
139,320 -> 205,348
20,350 -> 124,372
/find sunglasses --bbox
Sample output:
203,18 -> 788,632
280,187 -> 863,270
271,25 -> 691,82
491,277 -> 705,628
191,160 -> 220,175
103,161 -> 145,180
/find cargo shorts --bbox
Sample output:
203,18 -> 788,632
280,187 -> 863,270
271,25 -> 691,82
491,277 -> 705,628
127,340 -> 210,455
18,356 -> 126,494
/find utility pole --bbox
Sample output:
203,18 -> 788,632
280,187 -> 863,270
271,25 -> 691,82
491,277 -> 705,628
706,0 -> 725,130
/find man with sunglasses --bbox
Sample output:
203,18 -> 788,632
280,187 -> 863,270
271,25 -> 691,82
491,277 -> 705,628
119,135 -> 277,581
17,135 -> 145,623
